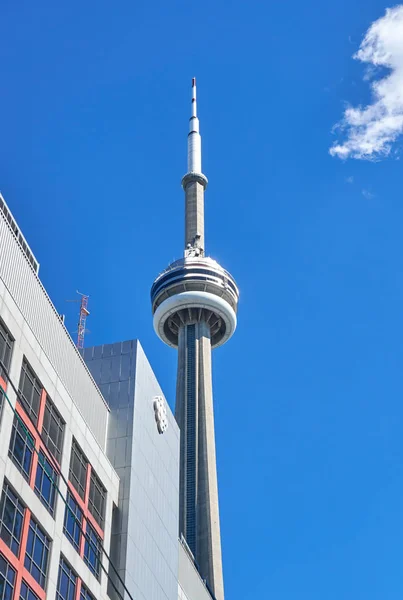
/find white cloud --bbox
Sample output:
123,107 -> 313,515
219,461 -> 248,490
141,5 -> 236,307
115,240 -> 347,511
345,175 -> 354,183
330,5 -> 403,160
362,188 -> 375,199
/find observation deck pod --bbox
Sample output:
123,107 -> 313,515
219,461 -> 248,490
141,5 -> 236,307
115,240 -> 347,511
151,256 -> 239,349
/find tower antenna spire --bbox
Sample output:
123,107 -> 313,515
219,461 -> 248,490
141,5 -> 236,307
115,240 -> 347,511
187,77 -> 202,175
191,77 -> 197,117
182,78 -> 208,255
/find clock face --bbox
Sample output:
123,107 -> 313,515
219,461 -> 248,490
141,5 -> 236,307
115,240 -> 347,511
153,396 -> 168,434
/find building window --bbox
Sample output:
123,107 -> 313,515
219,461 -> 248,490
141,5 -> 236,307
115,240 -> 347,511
24,518 -> 50,589
0,483 -> 25,556
0,553 -> 15,600
88,470 -> 106,528
83,523 -> 102,579
0,320 -> 13,380
42,397 -> 64,463
8,416 -> 34,480
63,492 -> 83,551
34,451 -> 57,516
18,360 -> 42,425
19,581 -> 39,600
69,440 -> 88,500
80,584 -> 95,600
56,558 -> 76,600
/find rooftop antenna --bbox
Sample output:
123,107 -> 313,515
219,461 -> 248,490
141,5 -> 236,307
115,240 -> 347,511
66,291 -> 90,349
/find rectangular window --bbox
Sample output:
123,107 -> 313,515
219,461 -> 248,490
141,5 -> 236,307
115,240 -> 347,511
42,397 -> 64,463
69,440 -> 88,500
83,523 -> 102,580
18,360 -> 41,425
34,451 -> 57,516
0,320 -> 13,380
0,483 -> 25,557
24,518 -> 50,589
19,581 -> 39,600
80,584 -> 95,600
8,416 -> 34,480
88,470 -> 106,528
63,492 -> 83,551
56,558 -> 76,600
0,553 -> 15,600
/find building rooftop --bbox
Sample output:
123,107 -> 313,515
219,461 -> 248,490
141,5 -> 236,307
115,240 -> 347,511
0,198 -> 110,448
0,193 -> 39,273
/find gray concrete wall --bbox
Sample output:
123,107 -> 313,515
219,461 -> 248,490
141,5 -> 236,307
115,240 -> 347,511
175,322 -> 224,600
178,543 -> 214,600
185,181 -> 205,251
85,340 -> 180,600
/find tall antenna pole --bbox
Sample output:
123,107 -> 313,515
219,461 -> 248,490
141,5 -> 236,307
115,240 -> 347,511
77,292 -> 90,349
182,77 -> 208,256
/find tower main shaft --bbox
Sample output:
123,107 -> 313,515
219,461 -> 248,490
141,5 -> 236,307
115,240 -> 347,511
176,321 -> 224,599
151,79 -> 239,600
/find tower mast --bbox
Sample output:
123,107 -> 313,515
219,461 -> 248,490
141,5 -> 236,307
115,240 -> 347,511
151,80 -> 239,600
77,292 -> 90,349
183,77 -> 208,256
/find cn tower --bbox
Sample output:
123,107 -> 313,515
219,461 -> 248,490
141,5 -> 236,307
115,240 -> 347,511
151,79 -> 239,600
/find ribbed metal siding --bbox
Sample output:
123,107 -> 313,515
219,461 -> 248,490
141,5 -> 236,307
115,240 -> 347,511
0,214 -> 109,447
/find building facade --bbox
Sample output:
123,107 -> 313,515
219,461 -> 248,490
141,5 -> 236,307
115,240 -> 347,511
0,193 -> 119,600
83,340 -> 180,600
0,182 -> 216,600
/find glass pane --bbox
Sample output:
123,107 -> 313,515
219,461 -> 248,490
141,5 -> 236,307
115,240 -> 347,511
4,582 -> 12,600
0,527 -> 11,548
13,512 -> 23,542
22,377 -> 32,404
13,433 -> 25,464
41,473 -> 51,499
42,406 -> 50,431
2,500 -> 14,532
31,564 -> 40,585
49,415 -> 59,441
33,537 -> 44,565
60,571 -> 69,598
25,530 -> 34,555
32,389 -> 40,418
23,447 -> 32,476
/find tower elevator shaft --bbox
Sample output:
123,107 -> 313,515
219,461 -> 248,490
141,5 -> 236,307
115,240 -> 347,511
175,321 -> 224,600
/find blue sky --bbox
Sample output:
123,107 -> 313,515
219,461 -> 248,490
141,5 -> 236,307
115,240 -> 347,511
1,1 -> 403,598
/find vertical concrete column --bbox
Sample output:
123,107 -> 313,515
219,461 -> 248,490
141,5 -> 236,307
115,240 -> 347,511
184,181 -> 205,252
175,325 -> 189,546
175,321 -> 225,600
175,327 -> 186,536
197,320 -> 224,600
